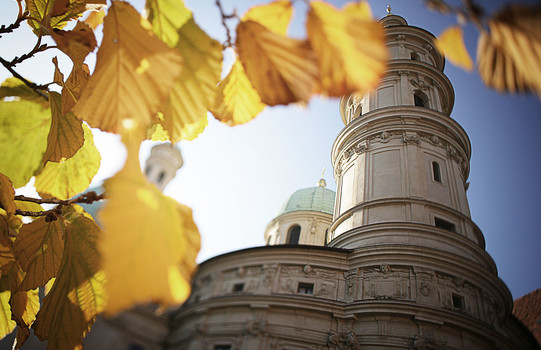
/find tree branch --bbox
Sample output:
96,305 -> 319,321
14,191 -> 106,206
0,56 -> 50,101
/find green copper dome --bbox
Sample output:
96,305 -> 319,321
277,186 -> 336,216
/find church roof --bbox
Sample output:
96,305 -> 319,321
277,186 -> 335,216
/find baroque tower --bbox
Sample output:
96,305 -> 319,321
328,13 -> 537,349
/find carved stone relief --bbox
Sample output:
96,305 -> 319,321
413,335 -> 446,350
362,265 -> 411,300
327,330 -> 360,350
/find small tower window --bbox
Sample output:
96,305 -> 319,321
452,293 -> 465,311
411,52 -> 420,61
145,166 -> 152,176
214,346 -> 231,350
287,225 -> 301,244
432,161 -> 442,183
297,283 -> 314,295
157,171 -> 166,184
435,217 -> 456,233
414,90 -> 429,108
232,283 -> 244,292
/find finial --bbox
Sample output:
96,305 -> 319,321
386,4 -> 392,15
317,167 -> 327,188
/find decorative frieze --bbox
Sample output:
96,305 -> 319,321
327,330 -> 360,350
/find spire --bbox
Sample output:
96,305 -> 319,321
386,4 -> 392,15
317,167 -> 327,188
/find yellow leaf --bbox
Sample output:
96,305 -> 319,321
306,1 -> 387,96
42,92 -> 84,163
343,1 -> 372,20
33,211 -> 105,350
72,1 -> 182,134
477,4 -> 541,97
98,127 -> 199,314
0,101 -> 51,188
51,21 -> 97,68
14,217 -> 65,291
35,124 -> 101,200
9,264 -> 40,349
148,0 -> 222,141
84,8 -> 105,29
0,275 -> 15,340
146,0 -> 192,47
236,20 -> 319,106
435,26 -> 473,71
242,0 -> 293,36
211,59 -> 265,125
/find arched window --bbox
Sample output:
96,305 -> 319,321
432,161 -> 442,183
157,171 -> 166,184
410,52 -> 420,61
414,90 -> 429,108
287,225 -> 301,244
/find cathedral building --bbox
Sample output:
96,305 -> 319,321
166,13 -> 539,350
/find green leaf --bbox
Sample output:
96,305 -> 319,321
32,210 -> 105,350
146,0 -> 192,47
0,78 -> 48,107
35,124 -> 101,200
0,101 -> 51,188
14,216 -> 65,291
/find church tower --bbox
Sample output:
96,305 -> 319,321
144,143 -> 183,191
327,12 -> 536,349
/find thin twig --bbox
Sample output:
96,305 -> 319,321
0,1 -> 27,38
215,0 -> 236,48
0,56 -> 50,100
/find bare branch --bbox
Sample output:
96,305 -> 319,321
0,56 -> 50,101
215,0 -> 236,48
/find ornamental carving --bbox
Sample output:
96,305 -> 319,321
410,77 -> 431,91
402,132 -> 420,144
363,265 -> 410,300
396,34 -> 406,41
413,335 -> 446,350
327,330 -> 360,350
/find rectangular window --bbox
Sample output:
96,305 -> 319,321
232,283 -> 244,292
452,293 -> 465,311
432,161 -> 442,183
214,346 -> 231,350
297,283 -> 314,295
434,217 -> 456,232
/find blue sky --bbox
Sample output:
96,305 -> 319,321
1,0 -> 540,299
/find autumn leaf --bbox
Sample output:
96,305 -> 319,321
9,264 -> 40,349
42,92 -> 84,163
35,124 -> 101,200
33,210 -> 105,350
306,1 -> 387,96
51,21 -> 97,68
72,1 -> 183,134
477,4 -> 541,97
84,8 -> 105,29
237,20 -> 319,106
148,0 -> 222,141
98,125 -> 199,314
14,216 -> 65,291
242,0 -> 293,36
0,173 -> 16,218
211,58 -> 265,125
0,78 -> 48,108
0,216 -> 15,274
0,274 -> 15,340
435,26 -> 473,71
0,101 -> 51,188
25,0 -> 89,33
53,56 -> 91,114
